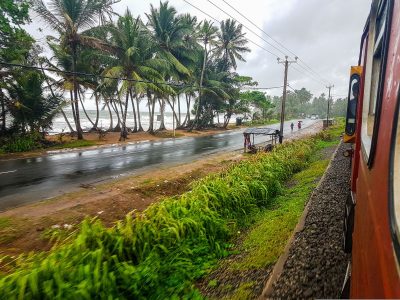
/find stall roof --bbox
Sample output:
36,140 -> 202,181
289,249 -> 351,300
243,127 -> 279,135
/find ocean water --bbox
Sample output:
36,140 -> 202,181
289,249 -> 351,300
51,110 -> 188,134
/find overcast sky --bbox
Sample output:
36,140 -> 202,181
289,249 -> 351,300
26,0 -> 372,100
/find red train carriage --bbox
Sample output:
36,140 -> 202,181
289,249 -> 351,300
342,0 -> 400,297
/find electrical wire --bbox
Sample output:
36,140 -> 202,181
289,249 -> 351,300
291,65 -> 327,86
184,0 -> 331,88
183,0 -> 281,58
215,0 -> 331,85
0,61 -> 187,87
205,0 -> 283,57
0,61 -> 283,91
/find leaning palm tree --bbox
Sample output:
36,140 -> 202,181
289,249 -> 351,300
215,19 -> 250,70
33,0 -> 118,139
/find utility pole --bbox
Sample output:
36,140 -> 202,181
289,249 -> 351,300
278,56 -> 297,144
326,84 -> 334,128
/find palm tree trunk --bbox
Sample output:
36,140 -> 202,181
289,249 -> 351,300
223,112 -> 232,128
181,94 -> 191,128
129,89 -> 138,132
158,98 -> 166,131
184,94 -> 191,126
78,91 -> 95,128
93,92 -> 99,129
192,44 -> 207,130
135,95 -> 144,132
166,97 -> 179,128
61,109 -> 75,133
120,91 -> 129,141
70,90 -> 77,126
147,97 -> 152,132
72,44 -> 83,139
0,90 -> 6,133
147,91 -> 155,133
40,63 -> 75,133
105,100 -> 113,131
177,94 -> 181,125
111,100 -> 121,132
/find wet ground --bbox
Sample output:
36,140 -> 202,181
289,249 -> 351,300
0,120 -> 318,211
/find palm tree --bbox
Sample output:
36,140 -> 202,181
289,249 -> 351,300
192,20 -> 218,128
33,0 -> 118,139
105,9 -> 170,140
146,1 -> 191,131
215,19 -> 250,70
7,70 -> 61,133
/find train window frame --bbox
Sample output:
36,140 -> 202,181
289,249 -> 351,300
345,74 -> 361,136
389,87 -> 400,265
360,0 -> 393,167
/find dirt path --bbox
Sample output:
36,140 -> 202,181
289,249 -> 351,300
0,122 -> 322,258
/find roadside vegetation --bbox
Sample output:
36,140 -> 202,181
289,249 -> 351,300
199,128 -> 340,299
0,123 -> 342,299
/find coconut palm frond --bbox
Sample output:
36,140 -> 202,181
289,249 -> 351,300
32,0 -> 64,33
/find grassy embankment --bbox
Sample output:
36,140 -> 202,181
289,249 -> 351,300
0,123 -> 343,299
200,126 -> 341,299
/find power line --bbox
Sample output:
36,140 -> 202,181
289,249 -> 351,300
182,0 -> 220,24
205,0 -> 283,58
220,0 -> 290,56
217,0 -> 330,85
184,0 -> 330,87
182,0 -> 281,58
291,65 -> 327,86
0,61 -> 188,87
287,84 -> 296,92
0,61 -> 283,91
183,0 -> 280,58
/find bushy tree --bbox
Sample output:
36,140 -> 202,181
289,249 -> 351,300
7,70 -> 61,133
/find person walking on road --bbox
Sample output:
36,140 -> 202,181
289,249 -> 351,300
297,121 -> 302,130
290,122 -> 294,131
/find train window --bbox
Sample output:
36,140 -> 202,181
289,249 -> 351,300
390,90 -> 400,262
361,0 -> 391,165
345,74 -> 360,136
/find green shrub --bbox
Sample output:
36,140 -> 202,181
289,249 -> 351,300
1,133 -> 42,153
0,137 -> 318,299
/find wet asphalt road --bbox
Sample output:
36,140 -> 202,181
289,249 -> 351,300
0,120 -> 318,210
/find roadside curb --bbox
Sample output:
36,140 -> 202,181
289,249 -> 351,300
259,140 -> 342,299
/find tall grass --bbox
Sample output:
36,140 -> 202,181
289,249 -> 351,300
0,137 -> 319,299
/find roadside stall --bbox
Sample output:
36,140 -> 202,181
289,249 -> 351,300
243,127 -> 279,153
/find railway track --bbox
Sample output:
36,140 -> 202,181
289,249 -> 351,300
262,141 -> 351,299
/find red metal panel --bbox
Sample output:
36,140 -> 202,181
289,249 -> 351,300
351,0 -> 400,297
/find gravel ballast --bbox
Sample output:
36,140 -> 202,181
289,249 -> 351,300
268,141 -> 351,299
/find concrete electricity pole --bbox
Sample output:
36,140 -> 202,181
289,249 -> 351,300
326,84 -> 334,127
278,56 -> 297,144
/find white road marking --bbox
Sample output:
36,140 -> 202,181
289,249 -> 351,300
0,170 -> 17,175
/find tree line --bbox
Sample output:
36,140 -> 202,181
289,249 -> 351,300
0,0 -> 348,147
0,0 -> 261,142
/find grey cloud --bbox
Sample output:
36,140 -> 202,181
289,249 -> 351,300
238,0 -> 371,98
